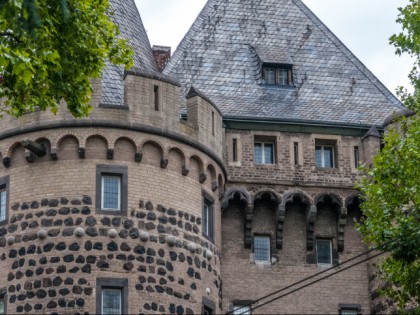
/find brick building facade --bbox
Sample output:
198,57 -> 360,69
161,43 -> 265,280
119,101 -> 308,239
0,0 -> 408,314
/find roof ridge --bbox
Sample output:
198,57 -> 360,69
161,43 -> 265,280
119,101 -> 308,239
164,0 -> 217,74
292,0 -> 404,111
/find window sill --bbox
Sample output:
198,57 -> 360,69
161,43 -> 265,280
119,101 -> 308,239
99,103 -> 130,110
259,84 -> 295,89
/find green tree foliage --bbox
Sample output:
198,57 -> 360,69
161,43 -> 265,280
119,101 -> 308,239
358,0 -> 420,310
390,0 -> 420,111
0,0 -> 133,117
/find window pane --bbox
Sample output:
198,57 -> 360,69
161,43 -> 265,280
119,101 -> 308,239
0,299 -> 4,315
102,176 -> 121,210
265,68 -> 275,84
233,305 -> 251,315
254,236 -> 270,262
203,203 -> 209,235
0,190 -> 6,221
323,146 -> 333,168
315,146 -> 322,167
264,143 -> 273,164
317,240 -> 332,265
102,289 -> 122,315
277,69 -> 288,85
341,309 -> 358,315
254,143 -> 262,164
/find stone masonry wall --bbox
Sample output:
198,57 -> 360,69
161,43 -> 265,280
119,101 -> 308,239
0,128 -> 224,314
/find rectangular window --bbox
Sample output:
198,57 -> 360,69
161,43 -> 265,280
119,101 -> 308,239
233,305 -> 251,315
154,85 -> 159,111
0,176 -> 9,225
96,278 -> 127,315
254,236 -> 270,263
339,304 -> 361,315
354,146 -> 359,168
102,175 -> 121,211
212,111 -> 215,136
254,142 -> 274,164
262,66 -> 293,86
202,193 -> 214,242
102,288 -> 122,315
293,142 -> 299,166
315,145 -> 335,168
316,239 -> 332,266
96,165 -> 128,216
232,138 -> 238,162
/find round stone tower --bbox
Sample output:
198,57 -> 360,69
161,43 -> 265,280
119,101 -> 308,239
0,1 -> 226,314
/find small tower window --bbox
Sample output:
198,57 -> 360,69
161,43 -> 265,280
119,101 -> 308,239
153,85 -> 159,111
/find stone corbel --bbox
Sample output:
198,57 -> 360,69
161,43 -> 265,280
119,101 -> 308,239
244,202 -> 254,249
306,205 -> 317,251
79,148 -> 86,159
25,149 -> 35,163
337,207 -> 347,252
276,204 -> 286,249
50,147 -> 58,160
134,152 -> 142,162
2,157 -> 11,168
107,149 -> 114,160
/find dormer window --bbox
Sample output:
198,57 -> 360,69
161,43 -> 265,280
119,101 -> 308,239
262,64 -> 293,86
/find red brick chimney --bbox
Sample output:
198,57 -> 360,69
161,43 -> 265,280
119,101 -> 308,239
152,45 -> 171,72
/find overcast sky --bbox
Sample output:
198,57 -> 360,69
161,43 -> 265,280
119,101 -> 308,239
134,0 -> 413,96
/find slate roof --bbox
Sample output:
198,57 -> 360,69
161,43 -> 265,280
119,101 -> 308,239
101,0 -> 158,105
164,0 -> 406,126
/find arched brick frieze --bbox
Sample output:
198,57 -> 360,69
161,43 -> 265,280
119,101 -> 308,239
221,188 -> 253,248
168,147 -> 187,175
253,190 -> 282,249
189,155 -> 206,183
57,134 -> 80,161
206,164 -> 218,191
315,193 -> 346,252
281,190 -> 314,250
114,137 -> 137,162
140,139 -> 166,168
85,134 -> 109,160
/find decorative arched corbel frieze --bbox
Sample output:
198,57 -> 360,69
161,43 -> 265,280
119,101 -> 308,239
254,190 -> 282,249
315,193 -> 346,252
281,191 -> 312,250
221,188 -> 253,248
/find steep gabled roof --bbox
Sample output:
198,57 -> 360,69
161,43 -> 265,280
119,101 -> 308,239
101,0 -> 159,105
164,0 -> 405,126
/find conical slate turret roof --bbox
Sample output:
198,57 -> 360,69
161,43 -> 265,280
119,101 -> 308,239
101,0 -> 158,105
164,0 -> 405,126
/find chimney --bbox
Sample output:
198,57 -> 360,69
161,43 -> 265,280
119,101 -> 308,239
152,45 -> 171,72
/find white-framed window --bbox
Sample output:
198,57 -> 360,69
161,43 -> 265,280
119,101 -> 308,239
254,236 -> 270,263
0,176 -> 9,225
254,142 -> 274,164
101,175 -> 121,211
96,165 -> 127,216
202,196 -> 214,242
96,278 -> 127,315
233,305 -> 251,315
102,288 -> 122,315
316,239 -> 332,266
0,188 -> 6,222
315,145 -> 335,168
